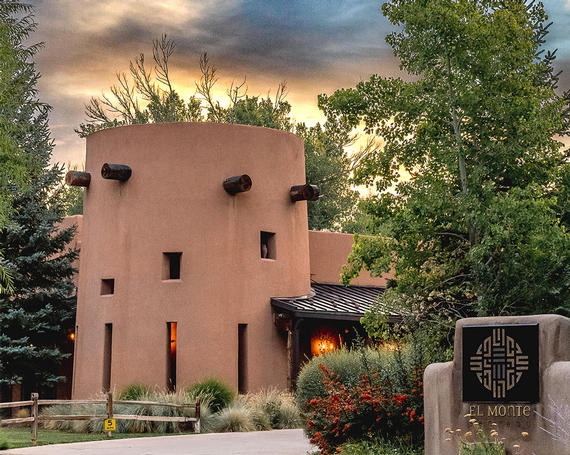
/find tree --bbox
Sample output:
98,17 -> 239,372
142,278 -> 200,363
321,0 -> 570,329
0,1 -> 78,395
0,1 -> 43,293
0,167 -> 77,394
297,120 -> 361,231
76,37 -> 362,230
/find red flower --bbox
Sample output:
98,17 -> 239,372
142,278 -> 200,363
392,394 -> 407,405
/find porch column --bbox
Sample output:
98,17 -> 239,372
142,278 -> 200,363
291,318 -> 304,389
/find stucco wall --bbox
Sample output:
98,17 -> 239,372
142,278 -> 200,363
308,230 -> 390,287
424,315 -> 570,455
72,123 -> 311,398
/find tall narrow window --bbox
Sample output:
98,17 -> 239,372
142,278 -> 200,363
163,253 -> 182,280
102,324 -> 113,392
101,279 -> 115,295
238,324 -> 248,394
167,322 -> 177,391
260,232 -> 276,259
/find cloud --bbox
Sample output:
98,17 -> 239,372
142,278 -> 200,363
25,0 -> 570,167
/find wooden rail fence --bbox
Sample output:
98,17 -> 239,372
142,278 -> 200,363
0,392 -> 200,445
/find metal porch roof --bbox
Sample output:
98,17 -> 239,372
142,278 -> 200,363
271,283 -> 400,322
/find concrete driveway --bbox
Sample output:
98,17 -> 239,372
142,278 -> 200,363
4,429 -> 316,455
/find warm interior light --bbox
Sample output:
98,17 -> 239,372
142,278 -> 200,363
169,322 -> 177,356
69,332 -> 75,341
310,326 -> 340,357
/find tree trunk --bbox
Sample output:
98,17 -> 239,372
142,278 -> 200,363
447,56 -> 476,245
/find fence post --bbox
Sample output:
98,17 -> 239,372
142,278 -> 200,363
30,393 -> 39,445
106,391 -> 113,438
195,399 -> 200,433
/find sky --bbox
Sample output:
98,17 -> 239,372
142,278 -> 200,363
28,0 -> 570,168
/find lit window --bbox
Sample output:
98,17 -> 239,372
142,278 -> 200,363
167,322 -> 177,391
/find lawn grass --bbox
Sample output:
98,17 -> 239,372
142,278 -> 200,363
0,427 -> 194,449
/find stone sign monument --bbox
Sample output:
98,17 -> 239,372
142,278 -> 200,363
424,315 -> 569,455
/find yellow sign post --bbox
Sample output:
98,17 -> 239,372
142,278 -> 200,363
104,418 -> 116,432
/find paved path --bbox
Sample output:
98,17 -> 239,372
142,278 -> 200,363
4,429 -> 316,455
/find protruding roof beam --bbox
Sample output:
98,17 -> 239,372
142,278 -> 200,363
101,163 -> 132,181
223,174 -> 252,195
290,184 -> 320,202
65,171 -> 91,187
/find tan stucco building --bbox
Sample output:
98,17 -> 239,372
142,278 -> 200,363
69,123 -> 393,398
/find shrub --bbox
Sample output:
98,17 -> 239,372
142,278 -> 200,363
297,346 -> 426,453
296,347 -> 390,408
243,388 -> 301,430
0,428 -> 8,451
305,364 -> 423,454
212,402 -> 255,432
446,420 -> 506,455
118,384 -> 151,400
42,389 -> 211,434
340,439 -> 423,455
187,378 -> 235,413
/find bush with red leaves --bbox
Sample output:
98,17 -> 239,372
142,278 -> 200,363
304,364 -> 424,454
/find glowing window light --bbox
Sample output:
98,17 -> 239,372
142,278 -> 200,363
310,326 -> 340,357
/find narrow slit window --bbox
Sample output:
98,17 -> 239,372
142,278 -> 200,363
101,279 -> 115,295
260,232 -> 276,259
102,324 -> 113,392
238,324 -> 248,394
163,253 -> 182,280
167,322 -> 177,391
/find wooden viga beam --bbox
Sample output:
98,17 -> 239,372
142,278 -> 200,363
65,171 -> 91,187
290,184 -> 320,202
223,174 -> 252,195
101,163 -> 132,181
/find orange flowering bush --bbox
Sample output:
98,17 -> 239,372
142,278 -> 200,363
304,364 -> 424,454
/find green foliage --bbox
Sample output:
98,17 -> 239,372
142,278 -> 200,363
0,1 -> 48,293
242,388 -> 301,430
211,402 -> 255,433
448,422 -> 507,455
340,439 -> 422,455
297,338 -> 447,452
322,0 -> 570,323
187,378 -> 234,413
0,2 -> 78,392
118,384 -> 151,401
459,442 -> 505,455
0,429 -> 8,450
43,389 -> 210,434
0,163 -> 78,390
62,186 -> 83,216
297,121 -> 360,230
296,347 -> 379,407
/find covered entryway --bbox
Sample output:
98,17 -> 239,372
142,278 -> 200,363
271,283 -> 400,388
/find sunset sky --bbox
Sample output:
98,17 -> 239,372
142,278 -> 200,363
28,0 -> 570,168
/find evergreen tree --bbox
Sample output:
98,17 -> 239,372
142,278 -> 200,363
0,1 -> 78,395
0,1 -> 41,293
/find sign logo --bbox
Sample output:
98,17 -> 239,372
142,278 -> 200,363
469,328 -> 529,399
463,324 -> 539,403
